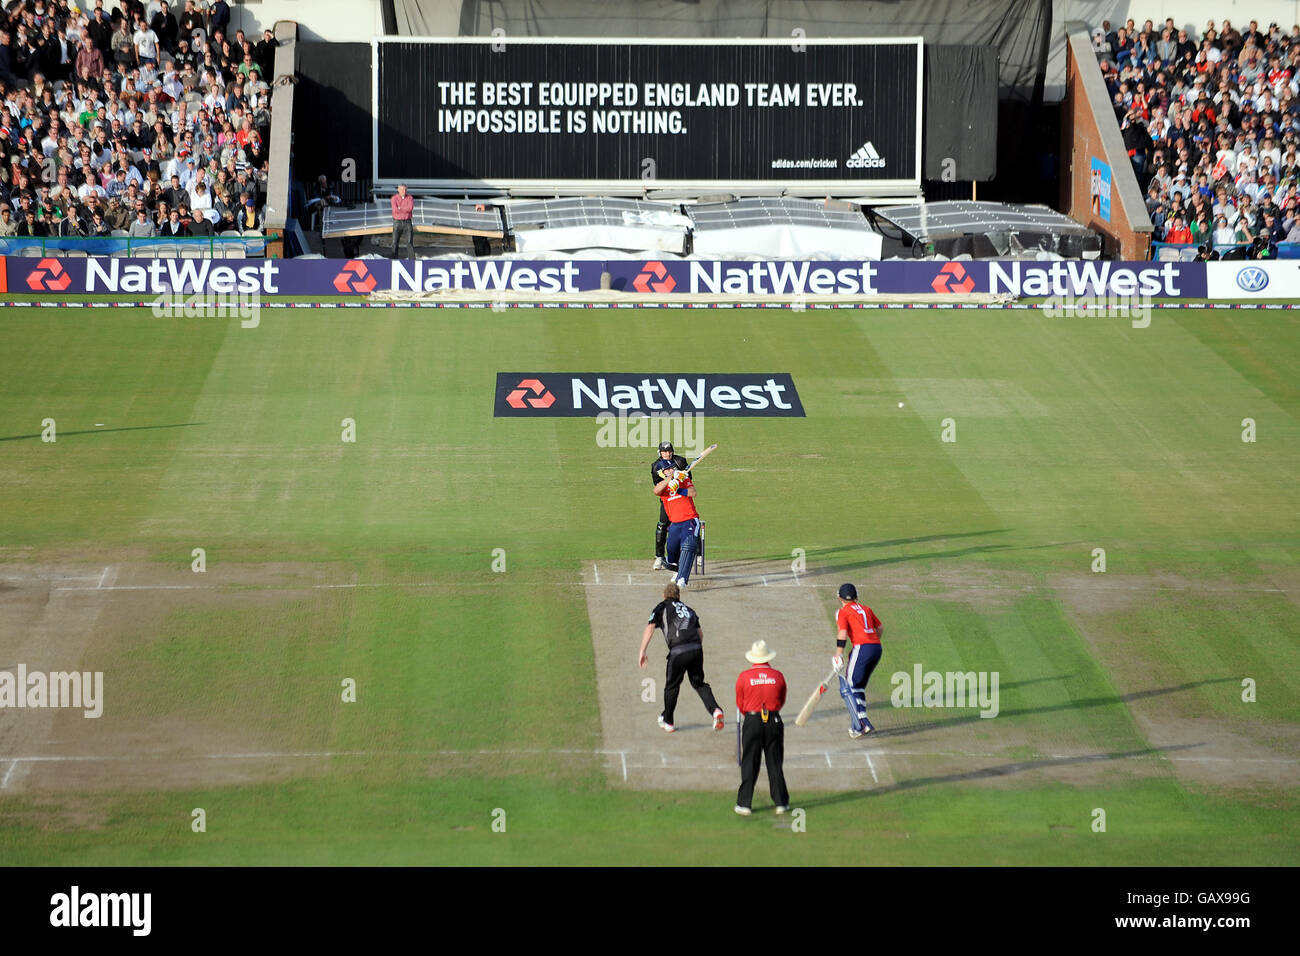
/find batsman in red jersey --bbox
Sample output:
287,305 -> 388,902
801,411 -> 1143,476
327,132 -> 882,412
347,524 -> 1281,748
651,441 -> 691,571
652,465 -> 701,589
833,582 -> 883,738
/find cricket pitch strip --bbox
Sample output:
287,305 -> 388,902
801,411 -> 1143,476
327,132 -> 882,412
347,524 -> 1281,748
579,559 -> 1274,796
582,558 -> 892,793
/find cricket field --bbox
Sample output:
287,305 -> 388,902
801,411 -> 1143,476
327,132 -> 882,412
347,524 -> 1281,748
1,301 -> 1296,865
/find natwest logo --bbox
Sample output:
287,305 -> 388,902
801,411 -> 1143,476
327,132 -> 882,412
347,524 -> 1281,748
390,259 -> 582,293
333,260 -> 376,293
495,373 -> 805,417
931,262 -> 975,294
26,258 -> 71,291
505,378 -> 556,409
633,261 -> 676,293
83,258 -> 281,294
689,261 -> 877,295
989,261 -> 1182,296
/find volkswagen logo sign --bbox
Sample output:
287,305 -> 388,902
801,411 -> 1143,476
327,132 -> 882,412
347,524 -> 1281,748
1236,266 -> 1269,292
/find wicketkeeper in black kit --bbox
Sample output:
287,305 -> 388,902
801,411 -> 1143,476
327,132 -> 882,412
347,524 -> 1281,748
651,441 -> 690,571
638,580 -> 725,733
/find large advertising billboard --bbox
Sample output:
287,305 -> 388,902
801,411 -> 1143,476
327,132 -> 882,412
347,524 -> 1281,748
373,37 -> 923,195
0,257 -> 1207,299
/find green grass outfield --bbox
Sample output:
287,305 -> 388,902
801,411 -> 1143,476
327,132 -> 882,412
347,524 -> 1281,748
1,303 -> 1297,865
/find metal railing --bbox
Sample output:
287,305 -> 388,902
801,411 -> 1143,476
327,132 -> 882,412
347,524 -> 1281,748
0,235 -> 267,257
1150,240 -> 1300,261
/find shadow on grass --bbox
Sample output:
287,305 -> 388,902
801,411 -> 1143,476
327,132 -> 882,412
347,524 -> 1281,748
736,530 -> 1012,565
868,677 -> 1240,739
795,742 -> 1206,810
818,543 -> 1015,574
802,673 -> 1080,724
722,538 -> 1018,577
0,422 -> 205,442
731,531 -> 1098,579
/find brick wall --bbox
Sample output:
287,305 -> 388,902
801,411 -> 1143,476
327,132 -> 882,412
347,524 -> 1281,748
1060,35 -> 1152,260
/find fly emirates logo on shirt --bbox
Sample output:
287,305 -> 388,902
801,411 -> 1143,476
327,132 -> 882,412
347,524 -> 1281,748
494,373 -> 806,417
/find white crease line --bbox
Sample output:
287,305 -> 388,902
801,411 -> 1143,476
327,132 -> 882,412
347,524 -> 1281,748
580,571 -> 1292,595
1166,755 -> 1300,764
585,575 -> 801,589
311,583 -> 436,590
1,749 -> 1293,767
620,751 -> 627,782
55,585 -> 219,591
865,751 -> 879,783
582,580 -> 803,588
0,575 -> 103,584
0,759 -> 15,789
576,580 -> 1292,594
96,567 -> 109,589
41,579 -> 795,593
15,574 -> 1296,596
51,582 -> 447,592
593,564 -> 600,585
824,752 -> 833,768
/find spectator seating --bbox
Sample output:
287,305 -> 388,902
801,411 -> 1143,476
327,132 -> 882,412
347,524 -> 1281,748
1,4 -> 275,248
1094,17 -> 1300,257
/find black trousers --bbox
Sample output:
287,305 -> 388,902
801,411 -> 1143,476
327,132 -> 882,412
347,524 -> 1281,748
655,500 -> 670,558
737,712 -> 789,809
663,645 -> 719,724
391,219 -> 413,257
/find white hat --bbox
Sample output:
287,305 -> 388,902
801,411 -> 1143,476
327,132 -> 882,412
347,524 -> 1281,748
745,640 -> 776,664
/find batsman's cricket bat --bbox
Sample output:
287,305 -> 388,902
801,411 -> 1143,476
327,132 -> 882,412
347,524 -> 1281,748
682,444 -> 718,475
794,665 -> 840,727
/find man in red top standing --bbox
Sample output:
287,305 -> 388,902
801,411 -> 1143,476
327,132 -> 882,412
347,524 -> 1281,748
390,182 -> 414,258
834,582 -> 883,738
734,640 -> 788,816
652,463 -> 701,588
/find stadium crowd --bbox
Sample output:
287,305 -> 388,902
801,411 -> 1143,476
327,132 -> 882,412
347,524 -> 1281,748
1095,16 -> 1300,255
0,0 -> 275,241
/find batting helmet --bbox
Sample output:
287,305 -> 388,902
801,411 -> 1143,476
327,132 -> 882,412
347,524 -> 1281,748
658,441 -> 674,453
838,583 -> 858,601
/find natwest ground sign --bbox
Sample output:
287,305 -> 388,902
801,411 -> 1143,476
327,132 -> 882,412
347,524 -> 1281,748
494,373 -> 805,417
3,256 -> 283,294
0,257 -> 1209,298
603,259 -> 1202,297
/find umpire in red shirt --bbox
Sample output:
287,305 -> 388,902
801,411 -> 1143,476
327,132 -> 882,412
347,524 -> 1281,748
734,640 -> 789,816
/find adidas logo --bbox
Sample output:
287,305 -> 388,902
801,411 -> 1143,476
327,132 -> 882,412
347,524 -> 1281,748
846,140 -> 886,169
